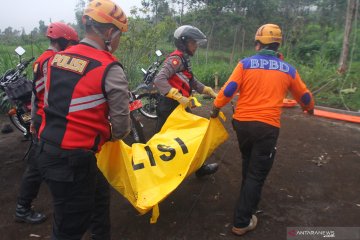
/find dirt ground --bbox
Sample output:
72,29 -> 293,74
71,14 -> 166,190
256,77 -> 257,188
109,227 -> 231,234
0,101 -> 359,240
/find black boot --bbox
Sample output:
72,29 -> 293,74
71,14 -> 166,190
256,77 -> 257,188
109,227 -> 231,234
15,204 -> 46,224
195,163 -> 219,178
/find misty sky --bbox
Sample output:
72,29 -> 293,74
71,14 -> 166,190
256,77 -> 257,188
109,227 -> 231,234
0,0 -> 143,33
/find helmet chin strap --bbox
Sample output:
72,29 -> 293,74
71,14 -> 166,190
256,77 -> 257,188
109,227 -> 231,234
91,25 -> 120,52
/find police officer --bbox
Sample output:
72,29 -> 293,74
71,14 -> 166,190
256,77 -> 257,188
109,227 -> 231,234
211,24 -> 314,236
154,25 -> 219,178
15,22 -> 79,224
36,1 -> 131,239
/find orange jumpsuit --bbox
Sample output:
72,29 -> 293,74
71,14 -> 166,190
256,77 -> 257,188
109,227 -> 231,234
214,52 -> 314,127
215,51 -> 314,229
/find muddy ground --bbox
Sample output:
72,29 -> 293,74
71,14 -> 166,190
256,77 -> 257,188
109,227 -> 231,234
0,101 -> 359,240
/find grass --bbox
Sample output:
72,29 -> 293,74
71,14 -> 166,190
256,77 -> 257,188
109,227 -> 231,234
1,41 -> 359,112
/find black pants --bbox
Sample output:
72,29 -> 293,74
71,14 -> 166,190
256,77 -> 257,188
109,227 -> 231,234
37,142 -> 110,240
17,119 -> 42,208
155,96 -> 180,132
232,120 -> 279,228
17,139 -> 42,208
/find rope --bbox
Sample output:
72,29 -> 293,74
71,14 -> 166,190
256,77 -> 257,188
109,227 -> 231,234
312,78 -> 337,96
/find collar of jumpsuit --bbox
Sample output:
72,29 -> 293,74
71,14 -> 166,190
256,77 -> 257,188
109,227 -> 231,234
257,49 -> 278,57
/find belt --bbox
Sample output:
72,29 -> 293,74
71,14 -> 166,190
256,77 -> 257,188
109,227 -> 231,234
39,141 -> 93,157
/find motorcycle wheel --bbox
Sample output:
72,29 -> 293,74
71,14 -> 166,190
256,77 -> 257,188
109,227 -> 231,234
130,113 -> 146,143
137,93 -> 159,119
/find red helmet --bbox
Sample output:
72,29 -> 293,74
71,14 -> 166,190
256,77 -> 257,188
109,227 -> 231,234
46,22 -> 79,42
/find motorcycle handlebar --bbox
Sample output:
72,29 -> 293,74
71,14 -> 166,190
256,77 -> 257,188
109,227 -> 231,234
0,57 -> 34,85
21,57 -> 35,69
140,54 -> 165,85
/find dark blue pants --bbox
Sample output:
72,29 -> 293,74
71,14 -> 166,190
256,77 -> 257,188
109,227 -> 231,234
232,120 -> 279,228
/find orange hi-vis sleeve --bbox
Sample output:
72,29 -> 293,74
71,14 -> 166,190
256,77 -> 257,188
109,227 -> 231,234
214,54 -> 314,127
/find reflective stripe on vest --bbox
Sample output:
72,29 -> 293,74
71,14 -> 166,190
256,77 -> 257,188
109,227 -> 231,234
69,94 -> 106,113
35,78 -> 45,93
39,44 -> 119,151
168,50 -> 192,97
33,50 -> 56,118
176,72 -> 190,84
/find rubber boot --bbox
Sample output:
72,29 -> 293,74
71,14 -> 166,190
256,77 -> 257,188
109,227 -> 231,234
195,163 -> 219,178
15,204 -> 46,224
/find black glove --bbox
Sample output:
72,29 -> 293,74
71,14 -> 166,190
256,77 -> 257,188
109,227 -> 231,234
210,105 -> 220,118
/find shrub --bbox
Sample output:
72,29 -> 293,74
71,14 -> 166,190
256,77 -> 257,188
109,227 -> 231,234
192,61 -> 235,87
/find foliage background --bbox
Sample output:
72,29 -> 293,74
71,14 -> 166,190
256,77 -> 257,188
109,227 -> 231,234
0,0 -> 359,111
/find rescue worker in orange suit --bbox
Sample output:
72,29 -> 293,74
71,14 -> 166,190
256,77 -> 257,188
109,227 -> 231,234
211,24 -> 314,236
36,1 -> 131,239
15,22 -> 79,224
154,25 -> 219,178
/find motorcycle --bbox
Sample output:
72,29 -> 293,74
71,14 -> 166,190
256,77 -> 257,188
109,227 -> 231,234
0,47 -> 145,144
133,50 -> 164,119
0,46 -> 34,138
128,91 -> 146,143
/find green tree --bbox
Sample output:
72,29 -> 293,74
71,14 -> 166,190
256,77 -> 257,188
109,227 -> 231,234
74,0 -> 88,35
117,16 -> 176,85
39,20 -> 47,36
141,0 -> 173,24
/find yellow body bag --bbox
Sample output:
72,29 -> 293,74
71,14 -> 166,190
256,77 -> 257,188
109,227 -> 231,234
97,105 -> 228,223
